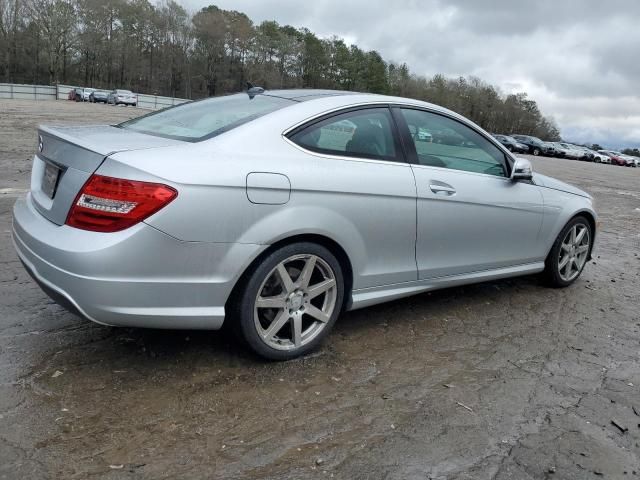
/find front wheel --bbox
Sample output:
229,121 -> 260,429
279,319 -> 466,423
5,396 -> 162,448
532,148 -> 540,156
544,217 -> 592,287
234,242 -> 344,360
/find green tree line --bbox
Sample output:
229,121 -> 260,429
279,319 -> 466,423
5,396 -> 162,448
0,0 -> 561,139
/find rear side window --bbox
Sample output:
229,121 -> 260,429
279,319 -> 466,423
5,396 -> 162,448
119,93 -> 295,142
289,108 -> 399,161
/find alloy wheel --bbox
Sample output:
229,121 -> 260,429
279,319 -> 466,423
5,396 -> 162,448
253,254 -> 337,351
558,224 -> 590,282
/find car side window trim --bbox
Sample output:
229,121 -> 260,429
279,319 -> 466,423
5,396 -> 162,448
390,105 -> 514,176
285,105 -> 408,164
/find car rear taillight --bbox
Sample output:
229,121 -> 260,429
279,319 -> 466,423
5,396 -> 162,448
66,174 -> 177,232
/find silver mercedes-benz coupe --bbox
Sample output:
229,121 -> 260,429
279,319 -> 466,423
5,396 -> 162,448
12,89 -> 597,359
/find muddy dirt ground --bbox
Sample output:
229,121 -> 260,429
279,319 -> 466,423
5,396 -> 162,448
0,99 -> 639,479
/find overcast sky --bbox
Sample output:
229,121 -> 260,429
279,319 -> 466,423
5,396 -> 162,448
182,0 -> 640,148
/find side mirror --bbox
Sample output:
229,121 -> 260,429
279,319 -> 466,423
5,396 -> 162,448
511,157 -> 533,181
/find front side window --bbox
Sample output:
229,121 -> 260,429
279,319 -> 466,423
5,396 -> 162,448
290,108 -> 399,161
119,93 -> 295,142
399,108 -> 508,177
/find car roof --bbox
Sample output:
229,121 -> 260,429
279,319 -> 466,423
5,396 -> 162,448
156,88 -> 504,147
263,89 -> 357,102
221,89 -> 505,143
256,88 -> 473,121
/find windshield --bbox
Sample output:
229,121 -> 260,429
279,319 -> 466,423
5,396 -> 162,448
119,93 -> 295,142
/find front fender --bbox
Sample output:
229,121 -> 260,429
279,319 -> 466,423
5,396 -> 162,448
539,187 -> 597,259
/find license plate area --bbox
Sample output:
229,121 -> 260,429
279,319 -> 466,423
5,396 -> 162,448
41,162 -> 61,199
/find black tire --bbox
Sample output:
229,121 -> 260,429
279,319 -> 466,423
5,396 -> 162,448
232,242 -> 344,360
543,216 -> 592,288
532,148 -> 540,156
507,145 -> 514,152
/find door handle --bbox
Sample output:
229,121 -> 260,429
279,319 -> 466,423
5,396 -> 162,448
429,183 -> 456,195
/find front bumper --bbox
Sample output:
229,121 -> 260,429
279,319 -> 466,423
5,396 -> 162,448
12,194 -> 263,329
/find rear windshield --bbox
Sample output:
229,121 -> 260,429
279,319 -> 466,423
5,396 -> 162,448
118,93 -> 295,142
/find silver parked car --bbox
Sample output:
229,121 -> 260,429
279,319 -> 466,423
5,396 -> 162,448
107,89 -> 137,106
12,89 -> 597,359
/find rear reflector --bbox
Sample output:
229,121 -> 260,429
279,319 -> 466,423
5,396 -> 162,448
66,174 -> 177,232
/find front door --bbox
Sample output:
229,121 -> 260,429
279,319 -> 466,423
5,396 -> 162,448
395,107 -> 544,279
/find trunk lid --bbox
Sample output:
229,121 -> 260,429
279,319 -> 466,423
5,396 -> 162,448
31,125 -> 184,225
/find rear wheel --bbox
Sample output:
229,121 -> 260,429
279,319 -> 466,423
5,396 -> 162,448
532,148 -> 540,156
234,242 -> 344,360
544,216 -> 592,287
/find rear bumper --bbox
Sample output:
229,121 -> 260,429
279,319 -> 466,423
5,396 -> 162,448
12,194 -> 263,329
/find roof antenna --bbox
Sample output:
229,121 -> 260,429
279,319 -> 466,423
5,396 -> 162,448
246,81 -> 264,99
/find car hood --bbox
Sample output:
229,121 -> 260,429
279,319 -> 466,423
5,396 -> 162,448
533,173 -> 591,198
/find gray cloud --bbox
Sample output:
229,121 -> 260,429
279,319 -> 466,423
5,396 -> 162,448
182,0 -> 640,148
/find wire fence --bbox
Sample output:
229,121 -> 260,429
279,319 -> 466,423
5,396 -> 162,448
0,83 -> 189,110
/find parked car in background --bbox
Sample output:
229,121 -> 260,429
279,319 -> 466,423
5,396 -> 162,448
511,135 -> 546,156
12,89 -> 597,360
89,90 -> 109,104
552,143 -> 571,158
72,87 -> 84,102
542,142 -> 560,157
417,128 -> 433,142
107,89 -> 137,106
82,88 -> 96,101
575,146 -> 596,162
598,150 -> 627,166
492,134 -> 528,153
592,151 -> 611,164
579,147 -> 610,163
555,143 -> 587,160
621,154 -> 639,167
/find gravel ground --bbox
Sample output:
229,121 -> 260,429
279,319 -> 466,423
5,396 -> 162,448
0,99 -> 639,480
